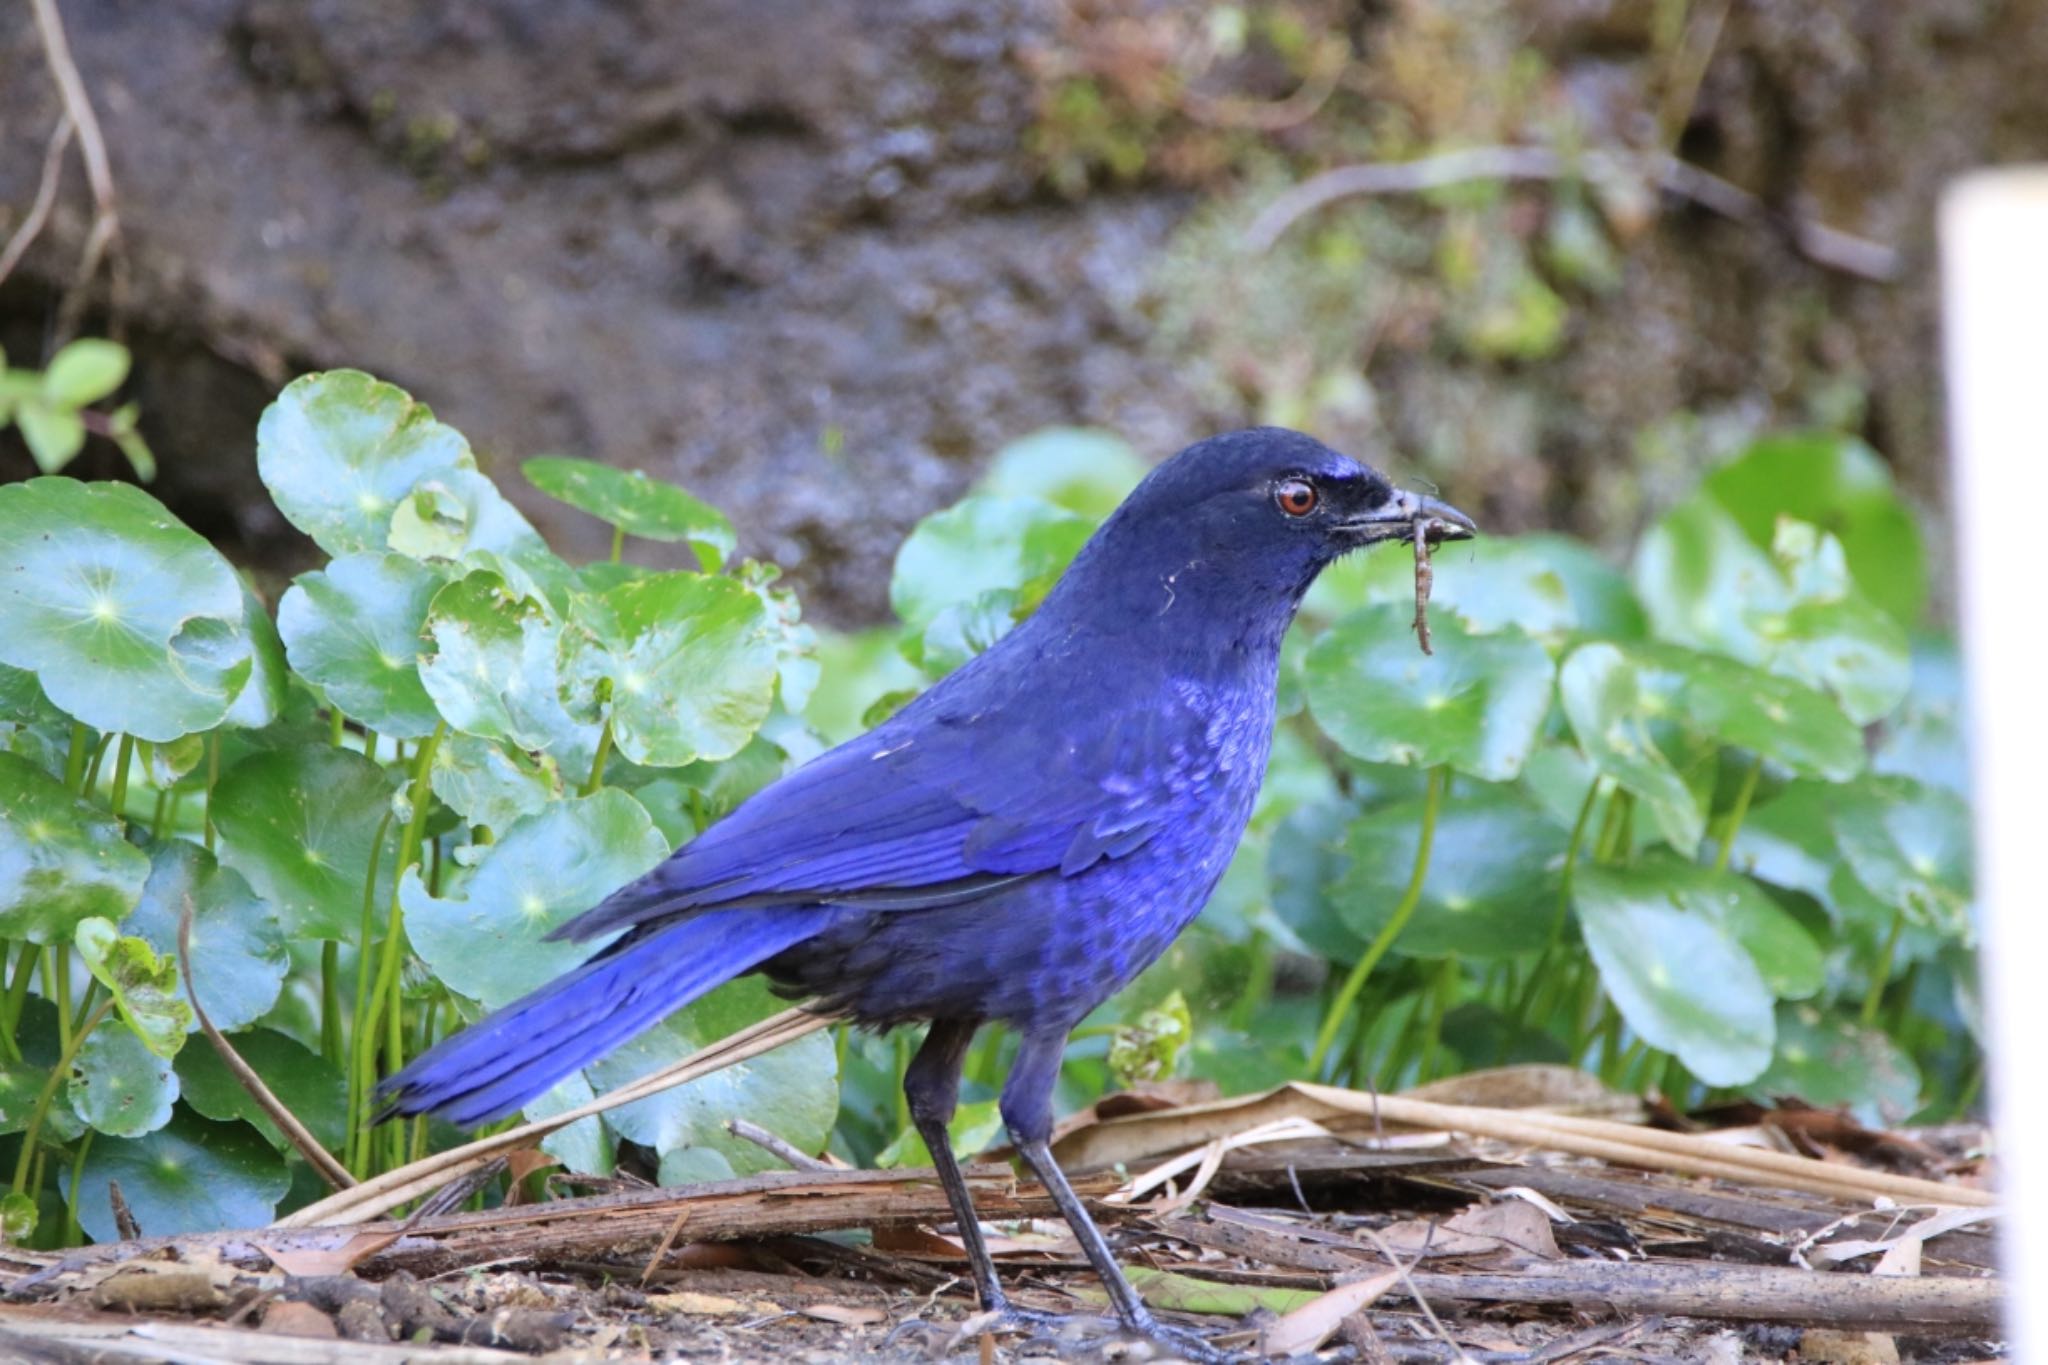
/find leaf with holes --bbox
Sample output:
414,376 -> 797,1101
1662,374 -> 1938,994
68,1024 -> 178,1139
1831,776 -> 1972,935
1305,606 -> 1553,781
211,745 -> 398,940
256,370 -> 474,556
0,479 -> 251,739
418,570 -> 599,774
0,752 -> 151,943
405,790 -> 668,1009
278,553 -> 444,737
428,733 -> 561,833
560,571 -> 779,769
523,456 -> 736,570
75,917 -> 193,1058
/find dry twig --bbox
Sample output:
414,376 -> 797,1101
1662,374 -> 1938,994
725,1118 -> 836,1173
26,0 -> 127,338
179,897 -> 355,1191
1242,145 -> 1899,281
0,116 -> 73,290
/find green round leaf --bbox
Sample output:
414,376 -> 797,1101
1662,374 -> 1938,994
1704,432 -> 1927,626
1831,777 -> 1972,934
71,1110 -> 291,1241
1304,606 -> 1554,781
1724,781 -> 1837,905
912,588 -> 1020,676
256,370 -> 475,556
1873,640 -> 1967,796
1559,644 -> 1703,854
0,1062 -> 53,1135
591,978 -> 838,1180
1574,862 -> 1776,1085
125,840 -> 288,1034
1756,1003 -> 1922,1125
212,745 -> 399,940
17,401 -> 85,472
0,478 -> 251,740
42,339 -> 130,407
1632,494 -> 1783,661
224,586 -> 290,731
1267,800 -> 1365,962
406,790 -> 668,1009
1332,534 -> 1646,641
278,553 -> 444,738
0,752 -> 150,943
523,457 -> 737,569
177,1030 -> 348,1152
1331,786 -> 1564,959
75,918 -> 193,1057
1629,644 -> 1864,782
562,572 -> 778,768
982,428 -> 1146,520
889,495 -> 1092,631
69,1024 -> 178,1138
418,571 -> 599,772
428,733 -> 561,833
386,470 -> 573,608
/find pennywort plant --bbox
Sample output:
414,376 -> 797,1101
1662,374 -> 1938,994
0,370 -> 827,1245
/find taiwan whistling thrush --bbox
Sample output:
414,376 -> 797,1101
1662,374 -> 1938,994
378,427 -> 1475,1358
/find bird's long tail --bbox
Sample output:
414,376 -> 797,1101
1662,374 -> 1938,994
374,907 -> 836,1129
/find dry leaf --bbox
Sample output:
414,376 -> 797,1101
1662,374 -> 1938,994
259,1301 -> 341,1339
1259,1269 -> 1399,1356
1799,1329 -> 1902,1365
89,1263 -> 230,1313
1403,1064 -> 1644,1120
802,1303 -> 888,1327
259,1232 -> 400,1278
1442,1200 -> 1563,1261
1370,1219 -> 1503,1260
646,1290 -> 756,1316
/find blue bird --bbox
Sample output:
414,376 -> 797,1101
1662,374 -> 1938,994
378,427 -> 1474,1358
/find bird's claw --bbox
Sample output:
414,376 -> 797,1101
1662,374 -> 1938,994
958,1302 -> 1237,1362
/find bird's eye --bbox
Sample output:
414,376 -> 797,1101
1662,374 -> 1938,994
1274,478 -> 1319,517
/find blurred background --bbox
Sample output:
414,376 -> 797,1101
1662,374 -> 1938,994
6,0 -> 2045,624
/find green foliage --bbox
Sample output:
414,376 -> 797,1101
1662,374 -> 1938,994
0,385 -> 1972,1246
0,368 -> 823,1241
0,339 -> 154,480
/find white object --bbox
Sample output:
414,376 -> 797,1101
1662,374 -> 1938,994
1943,166 -> 2048,1355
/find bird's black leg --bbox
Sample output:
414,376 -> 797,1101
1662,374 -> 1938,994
903,1017 -> 1018,1316
1002,1030 -> 1233,1363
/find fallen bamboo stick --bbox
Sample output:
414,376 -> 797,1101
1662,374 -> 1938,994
1405,1260 -> 2001,1333
276,1005 -> 835,1229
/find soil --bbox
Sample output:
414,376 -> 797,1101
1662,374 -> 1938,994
4,1 -> 2047,622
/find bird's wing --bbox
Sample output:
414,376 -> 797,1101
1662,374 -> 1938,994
552,666 -> 1220,944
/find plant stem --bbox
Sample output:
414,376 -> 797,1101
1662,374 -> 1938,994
349,725 -> 443,1175
81,731 -> 113,795
1,946 -> 37,1057
343,808 -> 397,1174
320,942 -> 343,1069
1308,765 -> 1447,1074
61,1130 -> 92,1246
1860,908 -> 1907,1028
609,523 -> 625,564
1514,777 -> 1604,1026
582,719 -> 614,796
63,720 -> 89,792
361,728 -> 379,766
52,945 -> 72,1055
148,787 -> 169,841
330,708 -> 346,747
106,734 -> 134,827
203,732 -> 220,853
1713,753 -> 1764,872
12,995 -> 112,1195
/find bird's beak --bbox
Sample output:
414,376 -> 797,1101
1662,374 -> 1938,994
1338,490 -> 1478,545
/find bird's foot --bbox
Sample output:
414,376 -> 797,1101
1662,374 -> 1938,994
953,1301 -> 1237,1362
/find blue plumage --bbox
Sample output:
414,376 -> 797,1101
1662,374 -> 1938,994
376,427 -> 1474,1359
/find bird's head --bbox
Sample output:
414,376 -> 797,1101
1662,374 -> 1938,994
1042,427 -> 1475,644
